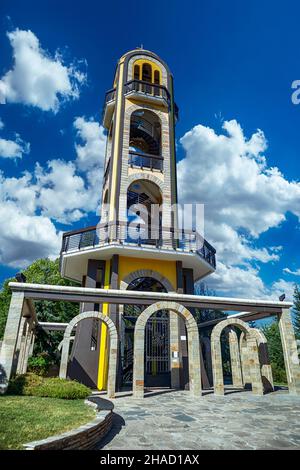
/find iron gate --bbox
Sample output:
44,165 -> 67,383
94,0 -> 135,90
122,311 -> 170,387
145,315 -> 169,374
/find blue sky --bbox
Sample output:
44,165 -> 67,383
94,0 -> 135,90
0,0 -> 300,300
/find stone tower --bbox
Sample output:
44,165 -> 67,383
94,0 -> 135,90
60,48 -> 216,390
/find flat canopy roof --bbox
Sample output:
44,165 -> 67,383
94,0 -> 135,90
9,282 -> 292,322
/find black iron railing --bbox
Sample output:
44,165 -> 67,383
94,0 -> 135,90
128,151 -> 163,171
124,80 -> 170,105
61,222 -> 216,269
104,88 -> 116,104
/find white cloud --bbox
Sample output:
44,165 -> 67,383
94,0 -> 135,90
0,118 -> 4,130
178,119 -> 300,298
0,28 -> 87,112
270,279 -> 296,302
283,267 -> 300,276
74,117 -> 106,172
0,114 -> 106,267
0,133 -> 30,158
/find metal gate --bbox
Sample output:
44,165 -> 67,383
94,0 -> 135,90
145,312 -> 170,387
122,311 -> 170,387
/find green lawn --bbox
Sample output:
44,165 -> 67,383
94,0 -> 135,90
0,395 -> 95,450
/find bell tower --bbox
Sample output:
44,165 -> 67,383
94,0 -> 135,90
60,49 -> 216,391
101,48 -> 178,237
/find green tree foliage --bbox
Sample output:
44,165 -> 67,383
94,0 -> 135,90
262,320 -> 287,384
293,284 -> 300,340
0,258 -> 79,364
194,282 -> 227,325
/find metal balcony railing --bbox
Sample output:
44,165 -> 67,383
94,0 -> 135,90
128,151 -> 163,171
124,80 -> 171,106
61,222 -> 216,270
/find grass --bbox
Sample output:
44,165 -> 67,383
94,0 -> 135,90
0,395 -> 95,450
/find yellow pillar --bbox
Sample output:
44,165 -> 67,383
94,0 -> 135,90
97,260 -> 111,390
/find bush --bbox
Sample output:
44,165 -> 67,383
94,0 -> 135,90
272,365 -> 287,384
7,373 -> 91,400
27,356 -> 50,376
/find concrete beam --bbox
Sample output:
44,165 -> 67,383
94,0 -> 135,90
8,283 -> 292,317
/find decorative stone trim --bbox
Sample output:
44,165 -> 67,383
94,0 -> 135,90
120,269 -> 175,292
23,399 -> 113,450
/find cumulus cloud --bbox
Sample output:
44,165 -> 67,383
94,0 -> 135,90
0,114 -> 106,267
283,267 -> 300,276
74,117 -> 106,172
178,119 -> 300,298
0,133 -> 30,158
0,28 -> 87,112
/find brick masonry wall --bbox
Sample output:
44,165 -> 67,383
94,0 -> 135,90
23,400 -> 113,450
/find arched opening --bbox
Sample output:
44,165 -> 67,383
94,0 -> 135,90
142,63 -> 152,82
129,109 -> 163,171
127,179 -> 162,246
154,70 -> 160,85
133,301 -> 202,398
122,277 -> 170,388
211,318 -> 264,396
59,311 -> 118,398
134,64 -> 140,80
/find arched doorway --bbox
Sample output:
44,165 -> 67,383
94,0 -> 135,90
211,318 -> 264,396
127,179 -> 162,246
122,276 -> 171,388
132,301 -> 202,398
59,311 -> 118,398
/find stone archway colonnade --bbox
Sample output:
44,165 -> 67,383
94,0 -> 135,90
1,282 -> 299,398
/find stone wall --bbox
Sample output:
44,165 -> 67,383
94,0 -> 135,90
23,402 -> 113,450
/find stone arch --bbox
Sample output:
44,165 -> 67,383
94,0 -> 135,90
132,301 -> 202,398
120,269 -> 175,293
59,311 -> 118,398
211,318 -> 263,396
126,172 -> 165,195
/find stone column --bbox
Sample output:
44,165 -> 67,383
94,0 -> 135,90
246,336 -> 264,395
16,320 -> 28,374
211,335 -> 224,395
21,325 -> 35,374
278,309 -> 300,395
170,311 -> 180,388
239,332 -> 251,388
59,336 -> 70,379
0,291 -> 25,387
228,329 -> 243,388
254,329 -> 274,393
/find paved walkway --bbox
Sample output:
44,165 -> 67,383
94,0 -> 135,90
94,389 -> 300,450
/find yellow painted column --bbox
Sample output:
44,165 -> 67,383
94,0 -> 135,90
97,260 -> 111,390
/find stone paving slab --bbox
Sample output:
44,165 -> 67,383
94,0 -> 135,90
95,389 -> 300,450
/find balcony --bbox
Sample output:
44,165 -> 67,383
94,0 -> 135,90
129,151 -> 163,172
102,88 -> 116,129
61,222 -> 216,271
124,80 -> 171,108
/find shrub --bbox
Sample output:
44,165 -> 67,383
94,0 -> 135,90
27,356 -> 50,376
7,373 -> 91,400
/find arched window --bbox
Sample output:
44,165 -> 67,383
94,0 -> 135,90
154,70 -> 160,85
142,63 -> 152,82
134,64 -> 140,80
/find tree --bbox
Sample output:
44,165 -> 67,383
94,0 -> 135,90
194,282 -> 227,325
293,284 -> 300,340
261,320 -> 287,384
0,258 -> 79,363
